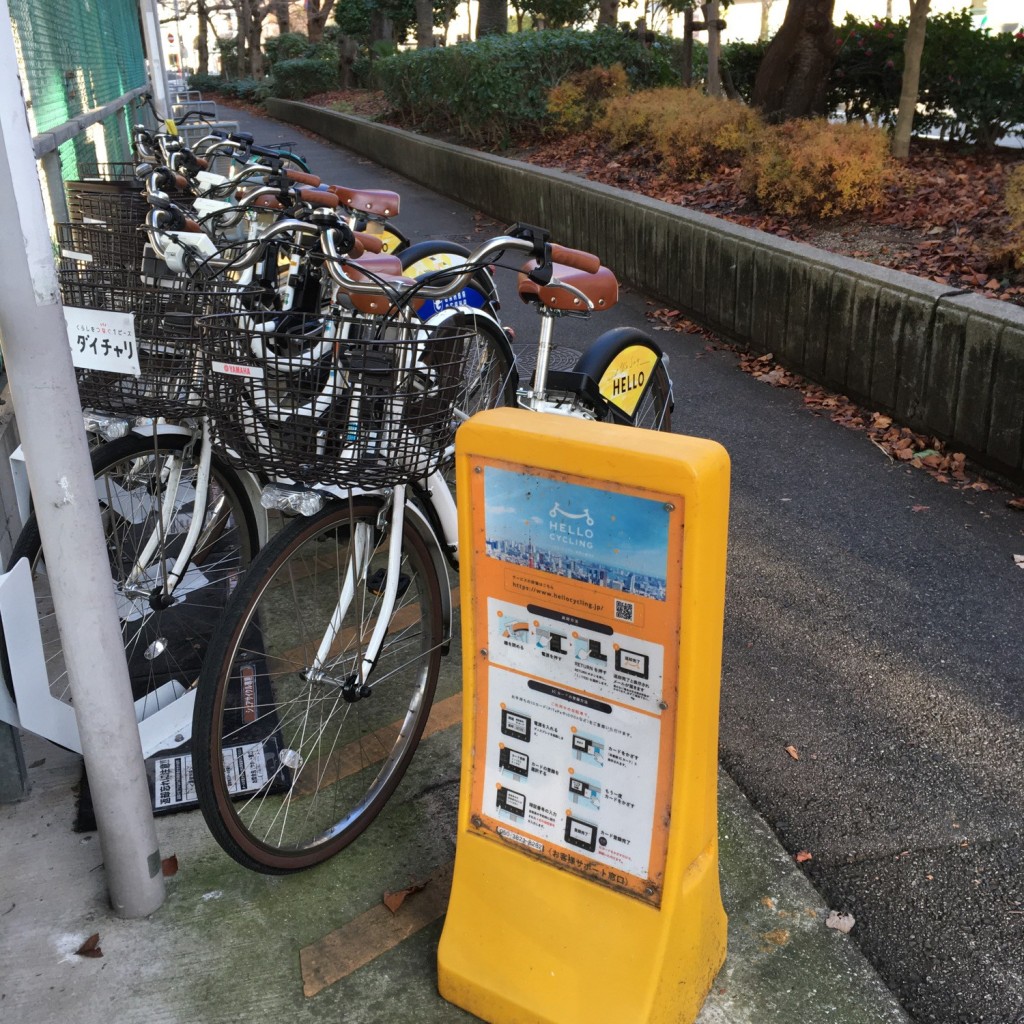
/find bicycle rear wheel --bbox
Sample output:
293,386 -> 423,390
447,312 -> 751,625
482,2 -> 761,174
191,496 -> 445,873
2,431 -> 259,711
614,356 -> 672,432
574,327 -> 673,432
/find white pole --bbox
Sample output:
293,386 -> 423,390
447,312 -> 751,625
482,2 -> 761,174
0,0 -> 164,917
139,0 -> 172,118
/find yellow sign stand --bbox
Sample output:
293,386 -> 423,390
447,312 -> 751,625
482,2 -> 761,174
438,408 -> 729,1024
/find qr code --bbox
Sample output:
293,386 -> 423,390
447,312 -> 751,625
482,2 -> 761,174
614,599 -> 634,623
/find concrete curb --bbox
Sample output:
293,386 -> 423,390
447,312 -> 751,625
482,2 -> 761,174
267,99 -> 1024,487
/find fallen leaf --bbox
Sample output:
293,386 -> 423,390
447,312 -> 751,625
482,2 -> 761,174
785,745 -> 800,761
383,879 -> 429,914
76,933 -> 103,958
795,850 -> 813,864
1014,555 -> 1024,569
826,911 -> 855,934
1007,498 -> 1024,511
161,855 -> 179,877
911,505 -> 930,512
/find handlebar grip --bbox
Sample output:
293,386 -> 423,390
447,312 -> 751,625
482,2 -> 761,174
549,244 -> 600,274
352,230 -> 384,255
183,217 -> 203,232
286,168 -> 321,187
295,187 -> 338,208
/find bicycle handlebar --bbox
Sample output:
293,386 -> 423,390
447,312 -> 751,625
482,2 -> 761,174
320,228 -> 602,302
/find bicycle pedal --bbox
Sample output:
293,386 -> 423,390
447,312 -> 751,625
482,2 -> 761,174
365,568 -> 410,598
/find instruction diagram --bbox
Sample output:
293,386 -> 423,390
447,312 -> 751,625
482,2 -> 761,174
469,458 -> 683,902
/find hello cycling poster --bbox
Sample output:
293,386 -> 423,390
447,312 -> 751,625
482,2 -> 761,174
465,458 -> 684,904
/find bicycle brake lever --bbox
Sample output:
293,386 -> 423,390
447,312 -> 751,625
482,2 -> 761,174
507,222 -> 554,283
506,222 -> 550,257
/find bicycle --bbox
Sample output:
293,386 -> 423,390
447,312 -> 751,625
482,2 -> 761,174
2,174 -> 512,727
0,265 -> 267,720
188,223 -> 673,872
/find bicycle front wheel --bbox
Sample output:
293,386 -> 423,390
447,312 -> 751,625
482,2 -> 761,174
2,430 -> 259,709
191,497 -> 445,873
445,310 -> 518,421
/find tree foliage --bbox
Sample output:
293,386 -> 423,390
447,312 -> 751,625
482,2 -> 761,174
829,10 -> 1024,150
371,27 -> 678,146
334,0 -> 415,44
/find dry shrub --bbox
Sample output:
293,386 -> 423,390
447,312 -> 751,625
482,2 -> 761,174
741,120 -> 892,219
595,88 -> 765,180
547,63 -> 630,134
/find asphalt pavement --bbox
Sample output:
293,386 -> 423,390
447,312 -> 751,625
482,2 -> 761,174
4,103 -> 1023,1024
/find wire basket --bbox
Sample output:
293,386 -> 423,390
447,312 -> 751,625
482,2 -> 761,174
66,188 -> 152,230
75,162 -> 141,183
197,311 -> 474,488
59,267 -> 241,420
65,168 -> 189,228
55,221 -> 146,272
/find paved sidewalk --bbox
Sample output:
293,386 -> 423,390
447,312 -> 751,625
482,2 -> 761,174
3,693 -> 908,1024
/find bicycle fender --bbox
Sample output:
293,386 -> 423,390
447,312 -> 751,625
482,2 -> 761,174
129,422 -> 196,439
399,240 -> 500,311
404,496 -> 453,650
573,327 -> 666,423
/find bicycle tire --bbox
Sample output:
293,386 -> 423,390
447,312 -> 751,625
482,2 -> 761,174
191,496 -> 445,873
441,310 -> 518,420
1,431 -> 259,709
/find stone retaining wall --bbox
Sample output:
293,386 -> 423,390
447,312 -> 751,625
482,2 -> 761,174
268,99 -> 1024,485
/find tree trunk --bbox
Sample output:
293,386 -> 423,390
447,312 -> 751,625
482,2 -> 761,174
338,34 -> 359,86
307,0 -> 332,42
751,0 -> 837,121
370,9 -> 396,47
246,2 -> 265,77
682,7 -> 694,86
597,0 -> 618,28
476,0 -> 508,37
235,1 -> 251,79
892,0 -> 930,160
416,0 -> 435,48
760,0 -> 773,41
197,0 -> 209,75
704,2 -> 722,97
272,0 -> 290,33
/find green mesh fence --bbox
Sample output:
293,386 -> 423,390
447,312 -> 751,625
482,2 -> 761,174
10,0 -> 148,178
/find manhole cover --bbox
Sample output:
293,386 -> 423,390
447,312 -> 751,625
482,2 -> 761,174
515,346 -> 582,373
